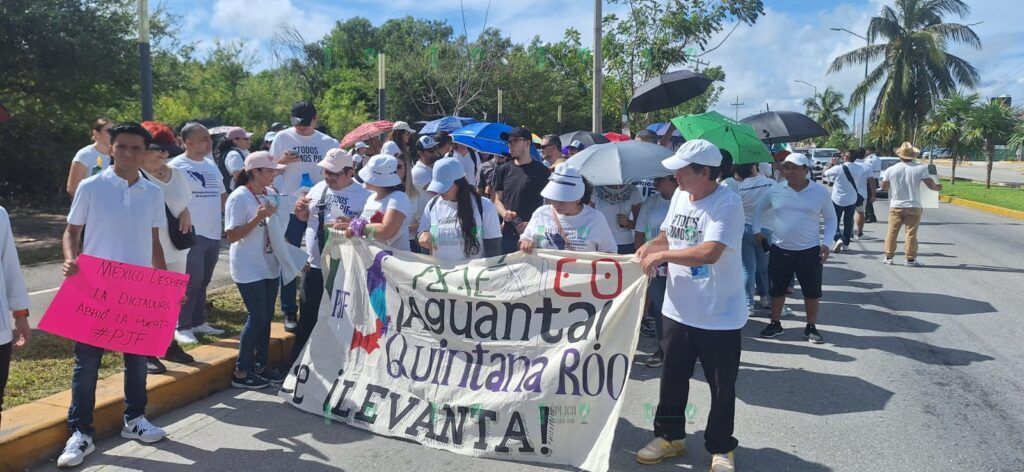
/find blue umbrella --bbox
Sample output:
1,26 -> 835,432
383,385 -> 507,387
647,122 -> 682,137
451,122 -> 542,161
420,116 -> 478,135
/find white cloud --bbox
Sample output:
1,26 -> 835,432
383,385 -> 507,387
701,0 -> 1024,122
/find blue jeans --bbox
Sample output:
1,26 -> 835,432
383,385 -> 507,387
237,278 -> 279,374
179,235 -> 221,330
279,214 -> 305,314
68,342 -> 147,434
647,274 -> 667,341
741,225 -> 770,307
834,203 -> 856,245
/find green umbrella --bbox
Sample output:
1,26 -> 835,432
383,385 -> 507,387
670,111 -> 773,164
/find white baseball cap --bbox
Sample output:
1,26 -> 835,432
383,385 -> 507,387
783,153 -> 813,167
263,131 -> 278,142
541,165 -> 586,202
426,157 -> 466,194
416,135 -> 439,151
661,139 -> 722,170
354,141 -> 369,150
358,154 -> 402,187
393,121 -> 414,133
318,148 -> 355,173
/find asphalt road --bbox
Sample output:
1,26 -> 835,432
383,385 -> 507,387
934,161 -> 1024,185
29,199 -> 1024,472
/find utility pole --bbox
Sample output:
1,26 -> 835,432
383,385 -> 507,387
731,96 -> 744,121
831,27 -> 869,146
497,89 -> 503,123
377,53 -> 386,120
592,0 -> 603,133
691,57 -> 710,72
138,0 -> 153,121
557,104 -> 563,135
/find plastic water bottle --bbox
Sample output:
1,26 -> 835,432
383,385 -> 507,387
296,172 -> 314,197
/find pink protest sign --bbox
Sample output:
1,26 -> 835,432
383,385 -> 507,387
38,255 -> 189,356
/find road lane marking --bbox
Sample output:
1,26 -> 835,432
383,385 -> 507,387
28,287 -> 60,296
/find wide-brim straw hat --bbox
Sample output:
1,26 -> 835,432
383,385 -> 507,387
896,142 -> 920,159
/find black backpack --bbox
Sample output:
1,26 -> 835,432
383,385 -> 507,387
214,144 -> 243,189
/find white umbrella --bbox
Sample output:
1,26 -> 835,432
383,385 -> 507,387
563,140 -> 674,185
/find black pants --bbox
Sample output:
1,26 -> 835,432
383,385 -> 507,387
654,318 -> 741,454
865,179 -> 877,222
290,268 -> 324,366
0,341 -> 11,415
768,245 -> 823,298
833,203 -> 856,245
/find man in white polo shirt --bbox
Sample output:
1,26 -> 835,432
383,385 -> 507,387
752,153 -> 837,343
635,139 -> 745,472
57,123 -> 169,467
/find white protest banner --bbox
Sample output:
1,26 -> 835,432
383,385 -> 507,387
281,236 -> 648,472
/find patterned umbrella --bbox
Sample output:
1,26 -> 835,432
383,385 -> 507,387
341,120 -> 394,148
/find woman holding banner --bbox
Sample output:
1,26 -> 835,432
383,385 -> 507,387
519,165 -> 617,254
345,154 -> 413,251
225,152 -> 287,390
415,157 -> 502,262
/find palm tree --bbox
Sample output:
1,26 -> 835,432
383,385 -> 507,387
1008,120 -> 1024,162
803,87 -> 850,135
829,0 -> 981,148
963,100 -> 1017,188
920,91 -> 978,184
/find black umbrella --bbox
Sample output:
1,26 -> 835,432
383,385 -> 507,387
740,111 -> 828,144
627,70 -> 714,113
559,131 -> 610,148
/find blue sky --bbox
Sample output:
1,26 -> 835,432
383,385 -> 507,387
163,0 -> 1024,127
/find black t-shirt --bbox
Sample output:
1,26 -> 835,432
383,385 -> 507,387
492,159 -> 550,235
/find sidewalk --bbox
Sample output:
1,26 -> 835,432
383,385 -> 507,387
0,323 -> 295,471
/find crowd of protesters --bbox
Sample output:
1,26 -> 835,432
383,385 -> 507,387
0,100 -> 942,472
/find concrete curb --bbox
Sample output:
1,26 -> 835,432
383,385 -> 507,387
0,324 -> 295,471
939,195 -> 1024,220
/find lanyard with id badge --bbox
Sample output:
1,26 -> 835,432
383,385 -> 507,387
249,188 -> 277,255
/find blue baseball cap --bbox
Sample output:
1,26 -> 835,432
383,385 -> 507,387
426,157 -> 466,194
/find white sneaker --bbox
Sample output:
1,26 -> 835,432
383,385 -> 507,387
782,306 -> 796,317
57,431 -> 94,467
191,323 -> 224,335
711,452 -> 736,472
882,258 -> 894,265
174,329 -> 198,344
832,240 -> 843,253
121,415 -> 166,444
905,260 -> 924,267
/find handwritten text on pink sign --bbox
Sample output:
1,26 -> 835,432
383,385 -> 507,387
38,255 -> 189,356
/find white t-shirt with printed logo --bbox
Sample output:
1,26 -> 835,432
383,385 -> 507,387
268,127 -> 340,196
416,196 -> 501,262
660,185 -> 746,330
225,186 -> 281,284
360,191 -> 413,251
72,144 -> 111,177
635,192 -> 674,277
169,155 -> 226,240
520,205 -> 617,253
593,187 -> 645,245
304,181 -> 372,268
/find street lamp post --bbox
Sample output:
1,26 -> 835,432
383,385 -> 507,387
794,80 -> 818,96
831,27 -> 869,146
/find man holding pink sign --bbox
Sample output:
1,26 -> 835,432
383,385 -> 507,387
54,123 -> 173,468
